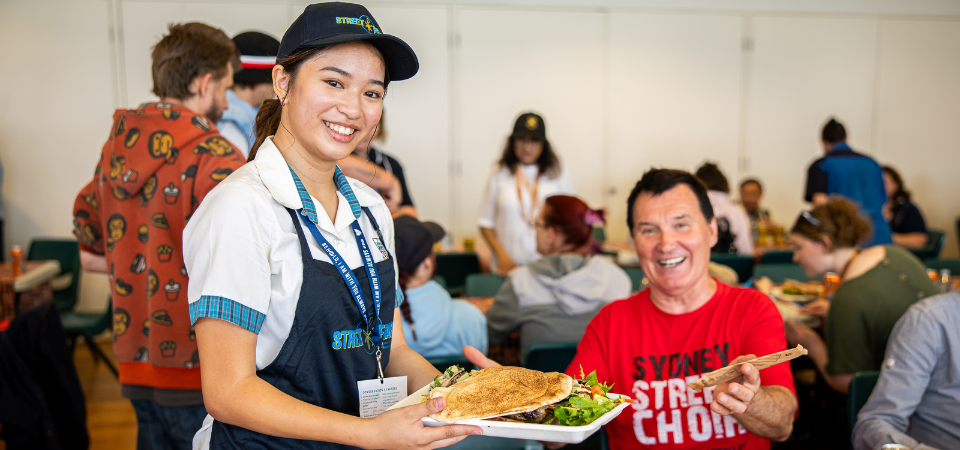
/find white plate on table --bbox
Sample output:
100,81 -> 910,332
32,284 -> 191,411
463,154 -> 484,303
387,382 -> 631,444
770,286 -> 818,304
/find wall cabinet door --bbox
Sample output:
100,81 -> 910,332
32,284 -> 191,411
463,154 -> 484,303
604,13 -> 743,242
742,16 -> 878,226
454,8 -> 605,240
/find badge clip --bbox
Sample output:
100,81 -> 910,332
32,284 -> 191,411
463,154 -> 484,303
376,347 -> 384,383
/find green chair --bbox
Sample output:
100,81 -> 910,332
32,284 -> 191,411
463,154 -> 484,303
623,267 -> 646,293
465,273 -> 505,298
847,371 -> 880,444
591,226 -> 607,243
525,341 -> 579,374
435,253 -> 481,297
909,229 -> 945,261
925,258 -> 960,275
759,250 -> 794,264
432,274 -> 447,290
61,296 -> 118,378
752,264 -> 811,283
27,238 -> 81,312
710,254 -> 754,283
425,354 -> 474,373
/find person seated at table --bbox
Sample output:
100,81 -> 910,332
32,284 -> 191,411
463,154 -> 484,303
853,290 -> 960,450
485,195 -> 630,362
395,215 -> 488,358
784,198 -> 938,394
476,169 -> 797,449
695,162 -> 754,256
882,165 -> 928,250
739,178 -> 775,240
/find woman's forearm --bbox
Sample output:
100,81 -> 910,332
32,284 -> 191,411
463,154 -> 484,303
206,371 -> 377,446
480,227 -> 506,257
892,232 -> 928,249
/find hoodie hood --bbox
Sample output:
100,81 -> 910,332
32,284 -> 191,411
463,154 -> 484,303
512,254 -> 631,316
101,102 -> 225,199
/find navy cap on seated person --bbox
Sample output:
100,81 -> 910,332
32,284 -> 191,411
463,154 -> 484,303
278,2 -> 419,81
394,216 -> 445,273
233,31 -> 280,85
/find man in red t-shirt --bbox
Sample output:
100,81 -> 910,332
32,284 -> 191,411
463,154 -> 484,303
467,168 -> 797,450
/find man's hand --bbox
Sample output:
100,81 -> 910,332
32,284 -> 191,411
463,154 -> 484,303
462,346 -> 499,369
711,355 -> 761,416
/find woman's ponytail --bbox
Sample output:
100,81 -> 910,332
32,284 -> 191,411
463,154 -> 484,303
249,97 -> 282,161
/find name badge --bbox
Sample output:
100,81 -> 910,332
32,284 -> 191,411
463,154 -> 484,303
357,376 -> 407,418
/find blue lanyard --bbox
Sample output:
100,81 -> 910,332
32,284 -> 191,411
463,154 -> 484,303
298,211 -> 383,347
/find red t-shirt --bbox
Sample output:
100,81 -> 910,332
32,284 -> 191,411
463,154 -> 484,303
566,281 -> 795,450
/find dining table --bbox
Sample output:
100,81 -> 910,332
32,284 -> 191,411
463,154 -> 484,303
0,260 -> 62,323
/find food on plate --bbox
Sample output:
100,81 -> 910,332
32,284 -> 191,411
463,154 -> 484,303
779,280 -> 822,297
425,365 -> 630,426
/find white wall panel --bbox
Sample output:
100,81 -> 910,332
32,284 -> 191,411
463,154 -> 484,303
743,16 -> 878,228
366,6 -> 451,229
873,20 -> 960,257
604,13 -> 743,242
0,0 -> 117,311
121,2 -> 289,106
454,9 -> 605,242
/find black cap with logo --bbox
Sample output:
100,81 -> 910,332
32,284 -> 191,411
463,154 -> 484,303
511,112 -> 546,140
278,2 -> 419,81
394,216 -> 445,273
233,31 -> 281,85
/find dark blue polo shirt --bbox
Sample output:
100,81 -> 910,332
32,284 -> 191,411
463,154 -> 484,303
804,142 -> 892,246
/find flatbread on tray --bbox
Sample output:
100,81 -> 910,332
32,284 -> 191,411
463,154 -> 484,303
429,366 -> 574,423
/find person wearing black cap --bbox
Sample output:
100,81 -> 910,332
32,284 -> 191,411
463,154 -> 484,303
394,216 -> 486,358
479,112 -> 574,276
218,31 -> 281,156
183,3 -> 481,448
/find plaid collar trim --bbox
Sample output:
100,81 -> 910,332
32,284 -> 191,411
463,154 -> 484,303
287,165 -> 362,225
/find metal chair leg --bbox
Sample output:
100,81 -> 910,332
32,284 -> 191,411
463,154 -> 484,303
85,336 -> 119,379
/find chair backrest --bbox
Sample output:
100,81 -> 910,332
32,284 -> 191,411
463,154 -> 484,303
425,354 -> 474,373
525,341 -> 579,374
27,238 -> 81,311
752,264 -> 812,283
709,254 -> 754,284
622,267 -> 646,293
434,253 -> 481,296
591,226 -> 607,243
759,250 -> 794,264
910,229 -> 945,261
847,370 -> 880,444
924,258 -> 960,275
465,274 -> 505,298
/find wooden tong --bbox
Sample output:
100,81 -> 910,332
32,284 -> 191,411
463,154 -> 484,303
686,345 -> 807,392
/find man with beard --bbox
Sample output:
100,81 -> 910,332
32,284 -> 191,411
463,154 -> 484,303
71,22 -> 245,449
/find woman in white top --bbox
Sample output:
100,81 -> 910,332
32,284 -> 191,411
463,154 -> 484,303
695,162 -> 754,256
183,3 -> 480,449
478,112 -> 575,276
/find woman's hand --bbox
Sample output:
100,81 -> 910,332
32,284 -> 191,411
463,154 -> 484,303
366,396 -> 481,449
799,299 -> 830,317
495,252 -> 516,276
784,320 -> 820,348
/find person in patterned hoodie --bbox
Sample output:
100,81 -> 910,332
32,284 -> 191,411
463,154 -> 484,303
72,22 -> 245,449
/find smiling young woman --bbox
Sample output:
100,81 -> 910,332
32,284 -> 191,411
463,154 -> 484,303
182,3 -> 481,449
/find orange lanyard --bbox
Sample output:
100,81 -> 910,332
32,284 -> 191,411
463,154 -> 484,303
515,166 -> 541,226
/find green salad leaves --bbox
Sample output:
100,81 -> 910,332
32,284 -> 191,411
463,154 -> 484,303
551,366 -> 628,426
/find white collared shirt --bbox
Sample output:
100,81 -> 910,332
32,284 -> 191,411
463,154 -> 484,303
183,137 -> 399,370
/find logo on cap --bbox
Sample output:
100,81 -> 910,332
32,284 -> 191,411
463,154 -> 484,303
336,15 -> 382,34
525,116 -> 539,130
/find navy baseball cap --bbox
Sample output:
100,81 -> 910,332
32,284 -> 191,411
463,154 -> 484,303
278,2 -> 419,81
233,31 -> 280,85
511,112 -> 546,140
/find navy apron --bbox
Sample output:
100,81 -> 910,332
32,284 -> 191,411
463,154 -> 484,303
211,207 -> 397,449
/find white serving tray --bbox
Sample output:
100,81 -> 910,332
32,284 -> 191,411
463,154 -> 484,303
386,382 -> 631,444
